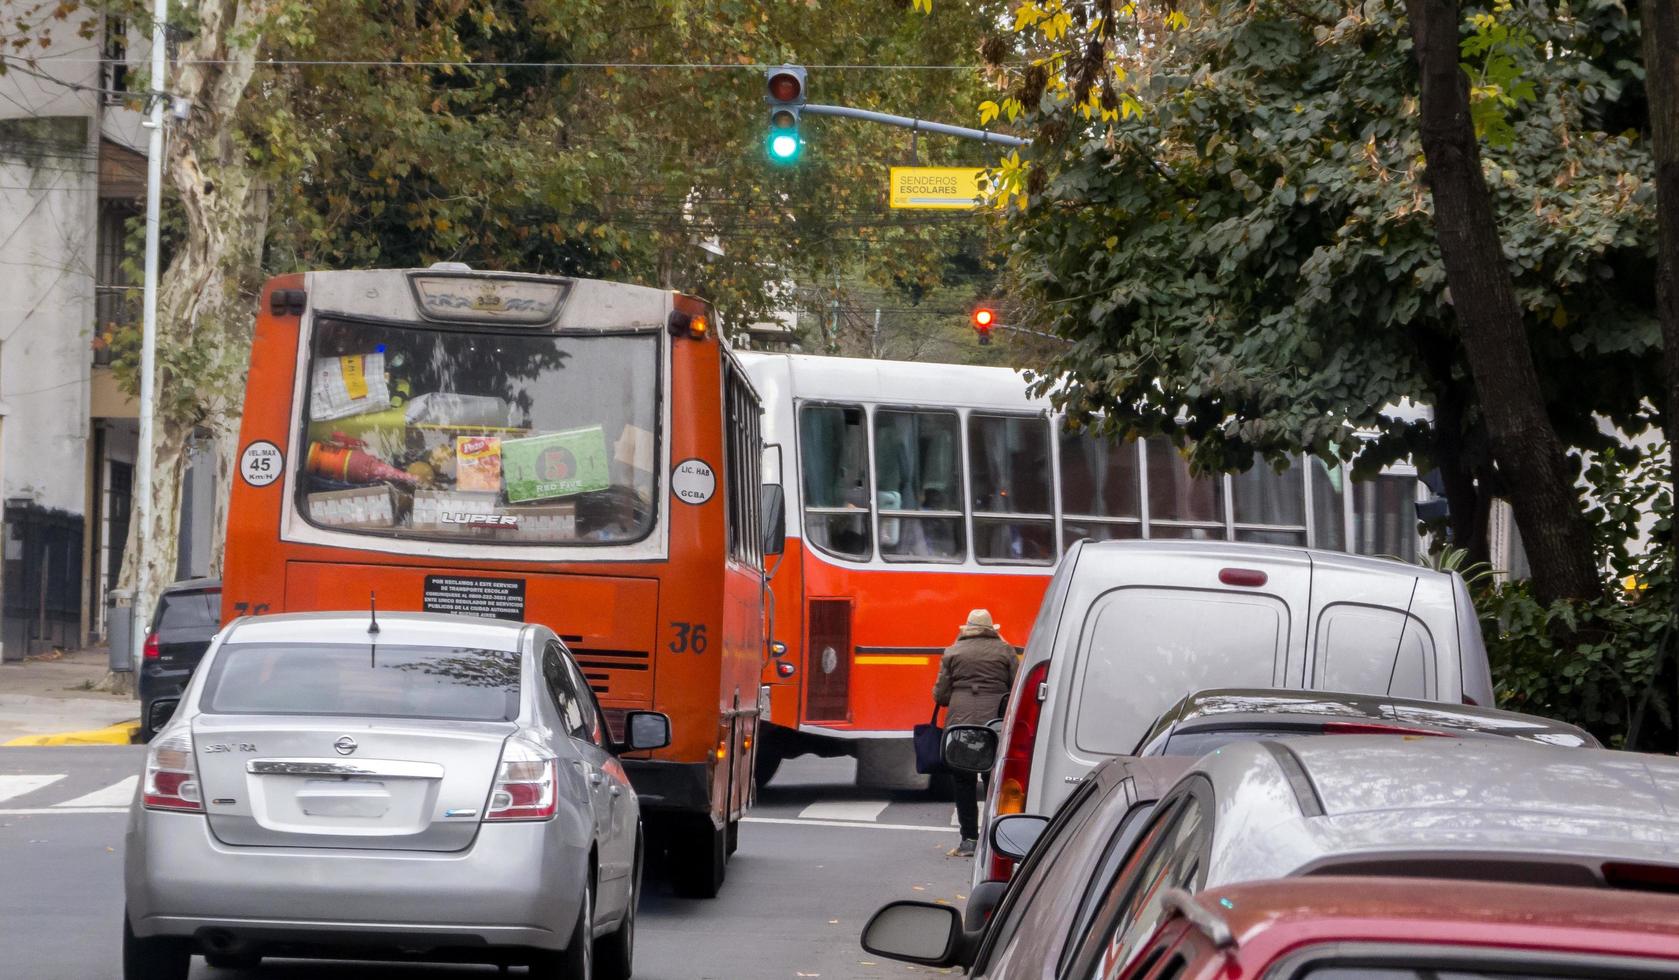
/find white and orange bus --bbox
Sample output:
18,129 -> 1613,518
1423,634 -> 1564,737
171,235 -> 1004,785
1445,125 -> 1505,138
739,353 -> 1425,787
223,266 -> 765,897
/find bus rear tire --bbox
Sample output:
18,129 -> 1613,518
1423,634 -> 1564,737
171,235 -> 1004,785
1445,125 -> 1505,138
670,818 -> 726,899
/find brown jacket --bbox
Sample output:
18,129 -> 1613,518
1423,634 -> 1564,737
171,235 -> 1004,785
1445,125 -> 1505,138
932,631 -> 1018,727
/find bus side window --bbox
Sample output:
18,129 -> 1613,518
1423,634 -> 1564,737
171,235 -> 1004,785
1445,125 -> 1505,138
970,414 -> 1056,565
799,404 -> 871,561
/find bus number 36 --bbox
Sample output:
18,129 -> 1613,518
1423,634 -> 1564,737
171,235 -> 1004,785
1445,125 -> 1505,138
668,622 -> 708,654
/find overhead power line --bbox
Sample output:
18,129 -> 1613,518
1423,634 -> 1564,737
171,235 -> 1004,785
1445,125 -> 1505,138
18,58 -> 1007,71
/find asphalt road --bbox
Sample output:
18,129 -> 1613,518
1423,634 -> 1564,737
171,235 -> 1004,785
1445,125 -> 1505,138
0,747 -> 970,979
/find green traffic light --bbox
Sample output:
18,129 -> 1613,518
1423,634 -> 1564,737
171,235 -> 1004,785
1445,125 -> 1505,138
768,132 -> 800,162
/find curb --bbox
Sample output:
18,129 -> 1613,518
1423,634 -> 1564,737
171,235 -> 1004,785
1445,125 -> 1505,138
3,720 -> 140,747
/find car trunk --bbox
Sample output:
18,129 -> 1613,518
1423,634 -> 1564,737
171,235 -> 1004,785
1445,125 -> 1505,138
193,715 -> 515,851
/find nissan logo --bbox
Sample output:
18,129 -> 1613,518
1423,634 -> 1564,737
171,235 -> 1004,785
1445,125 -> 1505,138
334,736 -> 358,756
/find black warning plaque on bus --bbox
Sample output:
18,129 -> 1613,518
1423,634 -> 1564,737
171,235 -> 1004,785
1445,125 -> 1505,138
422,575 -> 527,621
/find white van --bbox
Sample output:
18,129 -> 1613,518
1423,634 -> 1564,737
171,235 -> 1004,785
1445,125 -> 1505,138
973,538 -> 1495,881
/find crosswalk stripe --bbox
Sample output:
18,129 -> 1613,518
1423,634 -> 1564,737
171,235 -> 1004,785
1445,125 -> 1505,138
743,816 -> 957,834
0,774 -> 65,804
53,775 -> 136,809
797,800 -> 889,822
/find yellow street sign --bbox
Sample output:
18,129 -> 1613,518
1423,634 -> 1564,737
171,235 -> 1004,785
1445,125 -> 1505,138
888,167 -> 987,210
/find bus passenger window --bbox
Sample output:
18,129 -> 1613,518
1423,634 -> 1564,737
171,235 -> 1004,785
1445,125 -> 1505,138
1231,457 -> 1308,545
1144,438 -> 1226,540
875,409 -> 964,562
296,317 -> 659,546
1059,430 -> 1142,548
970,415 -> 1055,565
799,404 -> 871,560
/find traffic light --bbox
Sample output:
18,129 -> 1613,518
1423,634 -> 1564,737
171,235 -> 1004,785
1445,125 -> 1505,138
765,65 -> 806,163
972,306 -> 996,345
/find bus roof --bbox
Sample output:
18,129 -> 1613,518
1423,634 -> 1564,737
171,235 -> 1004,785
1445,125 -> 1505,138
735,351 -> 1044,412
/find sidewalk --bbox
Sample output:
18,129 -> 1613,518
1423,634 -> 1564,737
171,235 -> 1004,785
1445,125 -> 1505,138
0,647 -> 139,745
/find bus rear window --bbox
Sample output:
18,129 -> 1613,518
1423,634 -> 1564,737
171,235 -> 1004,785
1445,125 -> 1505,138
202,643 -> 521,722
296,317 -> 659,545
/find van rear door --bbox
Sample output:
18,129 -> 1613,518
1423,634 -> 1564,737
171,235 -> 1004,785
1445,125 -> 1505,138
1041,549 -> 1311,812
1304,558 -> 1449,700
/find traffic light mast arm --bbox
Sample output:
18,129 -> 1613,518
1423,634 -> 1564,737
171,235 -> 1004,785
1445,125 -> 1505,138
989,320 -> 1070,343
800,103 -> 1030,147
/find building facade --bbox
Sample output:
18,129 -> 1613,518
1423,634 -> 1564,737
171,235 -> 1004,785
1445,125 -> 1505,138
0,9 -> 212,658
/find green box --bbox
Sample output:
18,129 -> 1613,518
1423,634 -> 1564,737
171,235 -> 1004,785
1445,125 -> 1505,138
501,426 -> 611,502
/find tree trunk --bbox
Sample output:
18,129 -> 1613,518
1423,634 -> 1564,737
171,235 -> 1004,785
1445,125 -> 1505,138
1645,4 -> 1679,523
116,1 -> 270,620
1402,0 -> 1602,603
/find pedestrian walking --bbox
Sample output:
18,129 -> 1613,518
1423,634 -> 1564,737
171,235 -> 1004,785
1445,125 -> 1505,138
932,608 -> 1017,857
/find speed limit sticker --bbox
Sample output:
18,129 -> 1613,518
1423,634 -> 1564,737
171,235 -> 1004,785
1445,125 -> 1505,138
240,440 -> 284,487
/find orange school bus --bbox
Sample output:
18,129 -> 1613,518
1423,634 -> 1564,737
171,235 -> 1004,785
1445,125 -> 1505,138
224,266 -> 765,897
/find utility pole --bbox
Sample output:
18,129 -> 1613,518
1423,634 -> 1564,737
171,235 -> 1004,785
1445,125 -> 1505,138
134,0 -> 167,666
872,308 -> 882,359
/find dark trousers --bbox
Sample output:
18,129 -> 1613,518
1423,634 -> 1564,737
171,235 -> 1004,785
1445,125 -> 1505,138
952,769 -> 990,841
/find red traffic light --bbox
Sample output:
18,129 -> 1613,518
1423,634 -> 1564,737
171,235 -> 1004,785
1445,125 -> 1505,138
972,308 -> 995,328
767,70 -> 803,104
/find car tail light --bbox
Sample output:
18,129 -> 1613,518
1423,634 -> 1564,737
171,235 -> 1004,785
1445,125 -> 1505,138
142,631 -> 160,660
142,731 -> 202,812
1321,722 -> 1455,738
988,661 -> 1050,881
1463,694 -> 1480,706
486,737 -> 558,821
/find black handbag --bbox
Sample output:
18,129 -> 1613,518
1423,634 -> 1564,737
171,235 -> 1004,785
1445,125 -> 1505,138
913,705 -> 946,775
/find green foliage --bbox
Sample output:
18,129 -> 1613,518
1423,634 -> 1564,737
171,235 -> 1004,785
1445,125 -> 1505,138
994,0 -> 1658,490
1480,444 -> 1676,749
252,0 -> 1011,336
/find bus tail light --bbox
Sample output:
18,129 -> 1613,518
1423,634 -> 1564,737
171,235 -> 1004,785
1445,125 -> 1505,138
142,731 -> 202,812
987,660 -> 1049,881
669,294 -> 714,340
487,738 -> 558,821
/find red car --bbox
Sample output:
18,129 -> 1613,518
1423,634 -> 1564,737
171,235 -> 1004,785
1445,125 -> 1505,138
1086,875 -> 1679,979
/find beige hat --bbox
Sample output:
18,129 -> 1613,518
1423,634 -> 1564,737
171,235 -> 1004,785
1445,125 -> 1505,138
965,609 -> 995,629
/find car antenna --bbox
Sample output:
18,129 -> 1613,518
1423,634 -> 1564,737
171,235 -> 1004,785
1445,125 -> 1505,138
1384,577 -> 1420,696
368,591 -> 380,635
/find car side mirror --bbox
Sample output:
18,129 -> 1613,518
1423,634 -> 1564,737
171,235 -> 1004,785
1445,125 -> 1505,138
761,484 -> 786,557
860,901 -> 975,968
989,813 -> 1049,862
941,724 -> 999,773
144,698 -> 180,741
622,711 -> 671,752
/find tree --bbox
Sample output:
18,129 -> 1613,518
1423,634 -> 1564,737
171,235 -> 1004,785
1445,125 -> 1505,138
1646,0 -> 1679,612
980,0 -> 1659,603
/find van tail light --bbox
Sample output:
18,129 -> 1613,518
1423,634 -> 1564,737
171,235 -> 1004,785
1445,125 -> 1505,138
142,631 -> 161,660
142,731 -> 202,812
987,661 -> 1050,882
1219,568 -> 1268,587
1320,722 -> 1454,738
486,736 -> 558,821
1463,694 -> 1480,707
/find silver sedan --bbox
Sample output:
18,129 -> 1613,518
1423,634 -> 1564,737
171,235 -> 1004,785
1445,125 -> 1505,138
123,610 -> 669,979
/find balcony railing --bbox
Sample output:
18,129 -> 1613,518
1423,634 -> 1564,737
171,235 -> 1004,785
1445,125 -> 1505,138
93,286 -> 133,366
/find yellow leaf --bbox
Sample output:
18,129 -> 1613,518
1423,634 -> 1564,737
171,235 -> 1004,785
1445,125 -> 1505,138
979,100 -> 1000,125
1164,9 -> 1189,30
1552,306 -> 1569,328
1105,236 -> 1118,248
434,218 -> 451,232
1003,97 -> 1023,122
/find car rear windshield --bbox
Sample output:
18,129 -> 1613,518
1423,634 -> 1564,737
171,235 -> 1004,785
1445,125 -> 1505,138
157,590 -> 220,631
201,643 -> 520,722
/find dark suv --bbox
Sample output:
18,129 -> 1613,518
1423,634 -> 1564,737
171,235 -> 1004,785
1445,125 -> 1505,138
137,579 -> 221,743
